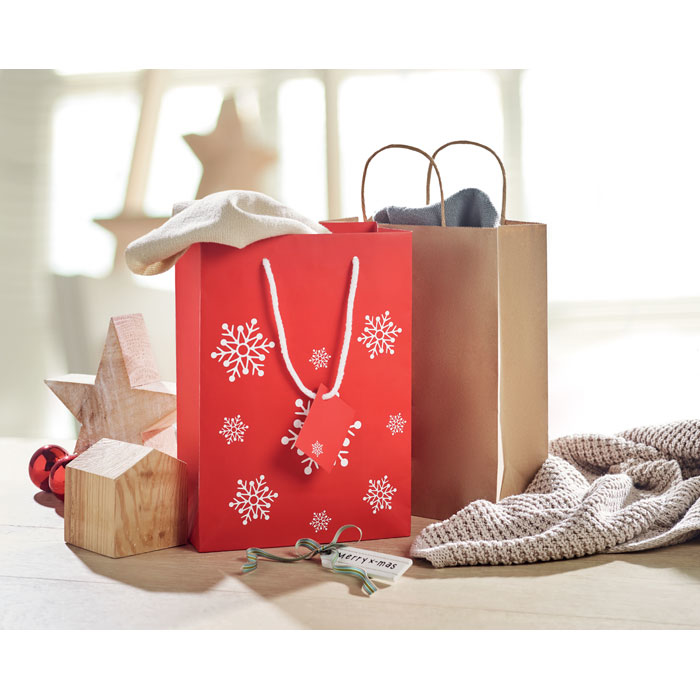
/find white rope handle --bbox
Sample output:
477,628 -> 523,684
262,256 -> 360,400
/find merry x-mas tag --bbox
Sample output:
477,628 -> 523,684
295,384 -> 356,471
320,546 -> 413,582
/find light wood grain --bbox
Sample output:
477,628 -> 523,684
2,438 -> 700,629
65,438 -> 187,558
45,314 -> 176,456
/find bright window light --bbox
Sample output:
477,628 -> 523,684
338,70 -> 503,218
522,67 -> 700,302
277,78 -> 327,219
143,84 -> 224,216
49,91 -> 140,277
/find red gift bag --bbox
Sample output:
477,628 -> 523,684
176,222 -> 412,552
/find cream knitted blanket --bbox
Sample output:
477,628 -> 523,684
411,419 -> 700,567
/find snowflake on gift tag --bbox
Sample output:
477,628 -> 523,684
363,475 -> 397,514
219,414 -> 249,445
281,398 -> 362,475
309,347 -> 331,370
311,440 -> 324,457
210,318 -> 275,383
229,474 -> 278,525
309,509 -> 332,533
357,310 -> 402,359
386,412 -> 407,436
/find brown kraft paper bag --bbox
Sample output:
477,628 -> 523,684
360,142 -> 548,520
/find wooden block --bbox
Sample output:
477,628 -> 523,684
65,438 -> 187,558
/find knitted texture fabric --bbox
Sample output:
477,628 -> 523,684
373,188 -> 498,228
410,419 -> 700,567
125,190 -> 329,276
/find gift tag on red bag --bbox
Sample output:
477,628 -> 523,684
295,384 -> 355,472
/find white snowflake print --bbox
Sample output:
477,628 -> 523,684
309,509 -> 332,533
309,347 -> 331,370
281,398 -> 362,475
210,318 -> 275,383
363,475 -> 398,514
229,475 -> 279,525
219,415 -> 249,444
311,440 -> 324,457
386,412 -> 407,436
357,310 -> 402,359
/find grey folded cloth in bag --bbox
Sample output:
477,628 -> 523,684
373,188 -> 498,228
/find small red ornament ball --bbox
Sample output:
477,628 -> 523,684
28,444 -> 68,492
49,454 -> 76,501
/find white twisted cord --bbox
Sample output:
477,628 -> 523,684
262,256 -> 359,400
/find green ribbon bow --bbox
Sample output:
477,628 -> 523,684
242,524 -> 378,596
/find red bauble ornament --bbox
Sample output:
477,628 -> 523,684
49,454 -> 76,501
28,444 -> 68,492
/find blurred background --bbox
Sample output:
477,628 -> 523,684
1,67 -> 699,441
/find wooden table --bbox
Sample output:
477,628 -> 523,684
3,437 -> 700,629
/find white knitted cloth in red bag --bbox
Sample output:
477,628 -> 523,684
411,419 -> 700,567
125,190 -> 328,276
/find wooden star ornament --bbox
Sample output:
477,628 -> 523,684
183,96 -> 277,198
46,314 -> 177,457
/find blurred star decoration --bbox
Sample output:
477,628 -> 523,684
95,71 -> 277,276
184,96 -> 277,198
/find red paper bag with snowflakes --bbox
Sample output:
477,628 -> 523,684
175,222 -> 412,552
